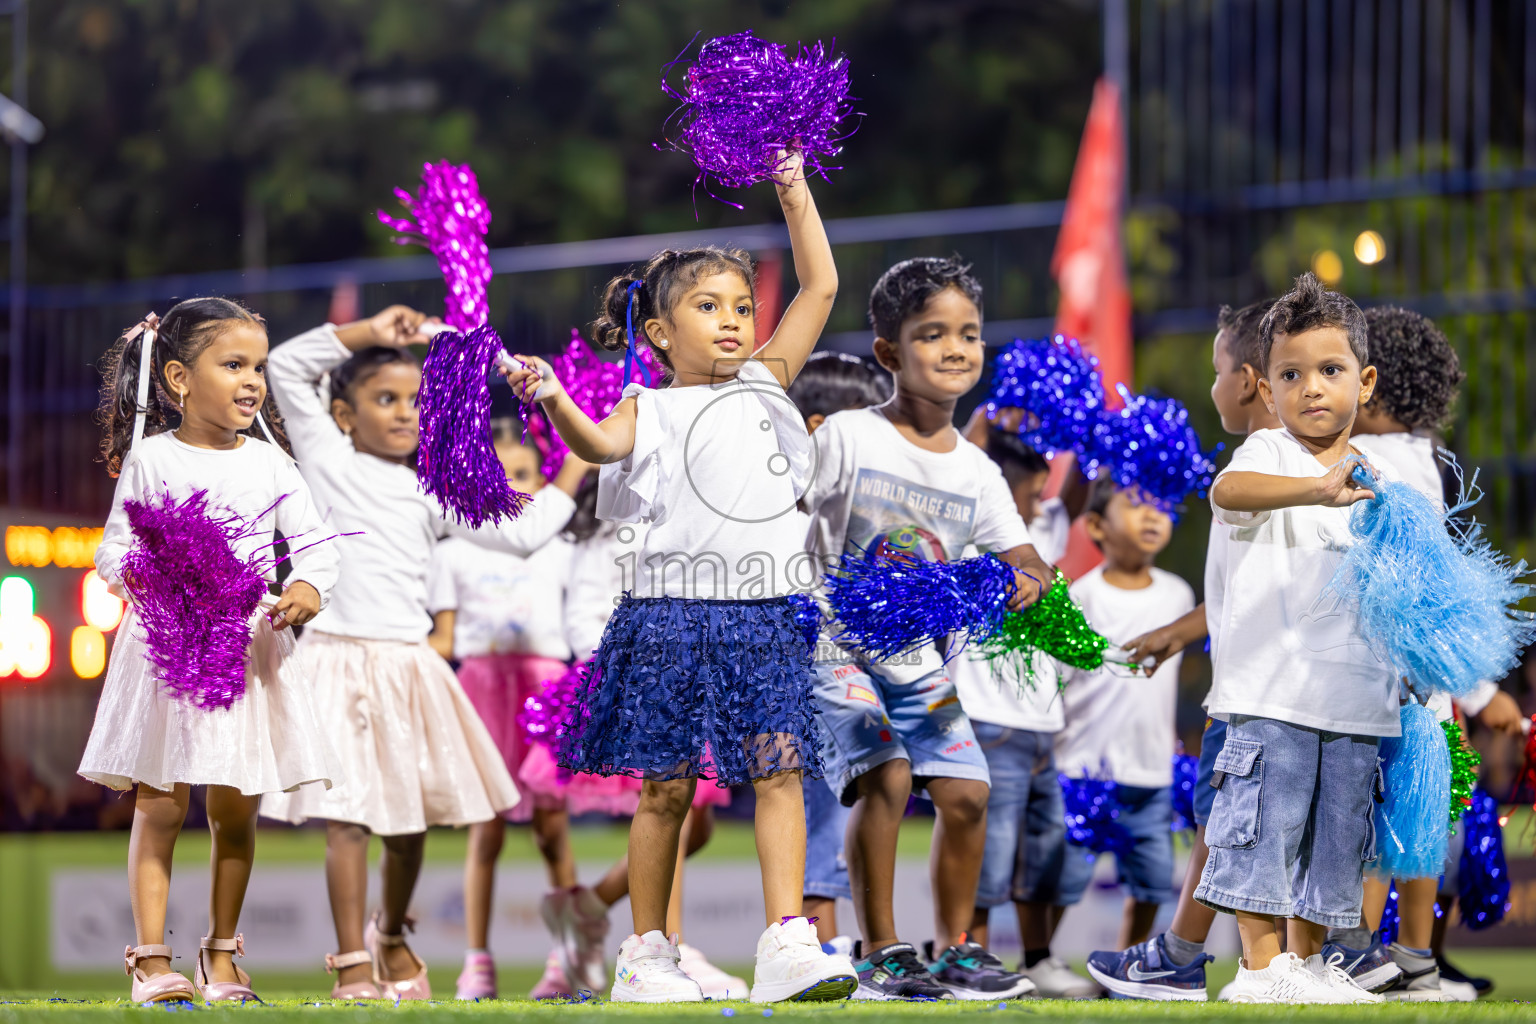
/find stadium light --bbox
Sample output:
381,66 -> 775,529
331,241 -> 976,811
0,575 -> 51,678
81,571 -> 124,631
71,626 -> 105,679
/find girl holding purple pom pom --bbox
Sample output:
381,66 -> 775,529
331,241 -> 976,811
504,150 -> 856,1004
80,298 -> 342,1004
259,305 -> 589,1001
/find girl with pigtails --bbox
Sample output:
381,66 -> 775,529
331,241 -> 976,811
504,151 -> 856,1004
80,298 -> 342,1004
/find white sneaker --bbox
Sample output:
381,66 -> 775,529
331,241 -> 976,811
1307,952 -> 1385,1004
748,917 -> 858,1003
824,935 -> 855,958
611,931 -> 703,1003
1020,956 -> 1099,999
1439,978 -> 1478,1002
678,944 -> 749,1000
1221,952 -> 1350,1004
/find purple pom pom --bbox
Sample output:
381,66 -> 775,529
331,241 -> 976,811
1457,787 -> 1511,930
1060,774 -> 1136,856
417,324 -> 533,527
660,30 -> 857,203
985,336 -> 1105,457
1170,751 -> 1199,833
824,549 -> 1017,662
1084,385 -> 1220,515
528,329 -> 659,479
377,161 -> 492,332
520,663 -> 584,748
119,490 -> 279,710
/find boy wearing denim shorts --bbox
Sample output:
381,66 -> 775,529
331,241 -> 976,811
802,258 -> 1052,1001
1198,273 -> 1408,1005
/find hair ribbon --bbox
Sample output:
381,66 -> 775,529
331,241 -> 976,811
623,280 -> 654,389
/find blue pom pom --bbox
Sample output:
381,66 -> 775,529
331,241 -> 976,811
1374,702 -> 1451,880
1060,774 -> 1136,856
785,593 -> 824,654
1378,882 -> 1401,947
1457,787 -> 1511,930
824,549 -> 1016,662
1084,386 -> 1220,516
1332,458 -> 1536,696
1169,751 -> 1198,833
985,337 -> 1105,456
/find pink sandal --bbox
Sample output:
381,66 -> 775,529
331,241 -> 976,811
325,950 -> 382,1000
365,913 -> 432,1001
124,944 -> 196,1003
195,934 -> 259,1003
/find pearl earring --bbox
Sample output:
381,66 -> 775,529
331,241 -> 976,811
657,339 -> 669,349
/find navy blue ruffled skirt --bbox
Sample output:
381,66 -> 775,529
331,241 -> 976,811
557,595 -> 823,785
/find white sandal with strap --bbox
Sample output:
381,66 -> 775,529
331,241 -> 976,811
125,944 -> 196,1003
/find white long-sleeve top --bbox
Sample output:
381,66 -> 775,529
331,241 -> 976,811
95,431 -> 340,607
266,325 -> 576,642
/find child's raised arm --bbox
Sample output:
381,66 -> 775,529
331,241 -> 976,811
504,357 -> 639,466
754,150 -> 838,389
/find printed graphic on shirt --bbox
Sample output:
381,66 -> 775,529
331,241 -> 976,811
844,469 -> 977,563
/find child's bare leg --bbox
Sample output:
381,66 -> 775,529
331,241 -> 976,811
594,856 -> 629,907
752,771 -> 806,923
925,777 -> 989,948
664,809 -> 696,937
463,820 -> 504,951
846,759 -> 911,948
533,807 -> 577,888
1119,898 -> 1160,948
1168,826 -> 1218,943
1236,911 -> 1282,969
1393,877 -> 1438,950
378,831 -> 427,980
204,786 -> 259,984
807,899 -> 839,942
128,783 -> 191,979
1360,875 -> 1390,932
629,779 -> 694,934
1286,916 -> 1327,960
324,821 -> 373,987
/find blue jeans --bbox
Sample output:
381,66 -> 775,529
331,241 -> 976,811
1194,717 -> 1227,827
1055,783 -> 1176,906
973,722 -> 1066,906
1195,715 -> 1380,928
803,772 -> 852,901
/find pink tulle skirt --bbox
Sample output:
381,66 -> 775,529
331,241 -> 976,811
457,652 -> 570,823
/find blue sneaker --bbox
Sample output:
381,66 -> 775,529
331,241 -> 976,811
1085,934 -> 1212,1001
1320,940 -> 1402,993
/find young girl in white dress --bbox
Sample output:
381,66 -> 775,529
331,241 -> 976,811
79,298 -> 341,1004
259,306 -> 588,1000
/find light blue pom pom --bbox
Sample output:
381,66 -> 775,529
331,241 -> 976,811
1374,702 -> 1451,880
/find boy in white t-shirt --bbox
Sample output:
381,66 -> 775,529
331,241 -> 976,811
802,257 -> 1052,1001
1053,477 -> 1195,950
1197,272 -> 1403,1005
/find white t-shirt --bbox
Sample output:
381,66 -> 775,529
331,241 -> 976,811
1055,566 -> 1195,786
96,432 -> 339,608
427,535 -> 573,659
564,521 -> 650,661
268,326 -> 576,642
952,499 -> 1073,731
1200,521 -> 1229,708
802,408 -> 1033,683
1206,428 -> 1408,737
597,359 -> 811,601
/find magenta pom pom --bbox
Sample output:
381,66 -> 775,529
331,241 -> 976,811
660,30 -> 857,202
417,324 -> 533,528
1085,385 -> 1221,514
377,161 -> 492,332
118,490 -> 281,710
527,329 -> 659,479
985,336 -> 1106,457
520,663 -> 585,748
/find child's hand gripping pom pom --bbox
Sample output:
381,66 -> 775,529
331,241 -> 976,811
119,489 -> 337,710
1328,456 -> 1536,696
984,336 -> 1105,457
659,30 -> 858,204
976,569 -> 1118,693
380,164 -> 532,527
1061,774 -> 1136,856
1085,387 -> 1220,515
1457,787 -> 1512,929
526,329 -> 659,480
1373,701 -> 1451,880
822,549 -> 1016,663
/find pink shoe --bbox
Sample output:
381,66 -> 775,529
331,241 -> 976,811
530,950 -> 575,1000
365,913 -> 432,1001
194,935 -> 260,1003
455,950 -> 497,1001
324,950 -> 382,1001
569,886 -> 612,993
124,944 -> 196,1003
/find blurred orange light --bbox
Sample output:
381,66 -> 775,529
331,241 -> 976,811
1311,249 -> 1344,285
4,525 -> 104,568
71,626 -> 106,679
82,571 -> 124,631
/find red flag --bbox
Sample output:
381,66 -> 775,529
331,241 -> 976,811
1048,77 -> 1132,580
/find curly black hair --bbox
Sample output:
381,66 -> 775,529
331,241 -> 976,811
868,256 -> 983,341
1362,305 -> 1464,430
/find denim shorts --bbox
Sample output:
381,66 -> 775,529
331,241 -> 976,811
803,772 -> 852,901
973,722 -> 1067,907
1055,783 -> 1175,906
1194,715 -> 1380,928
813,660 -> 990,805
1194,717 -> 1228,827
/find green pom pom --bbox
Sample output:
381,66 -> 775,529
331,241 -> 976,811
976,568 -> 1111,695
1442,718 -> 1481,832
